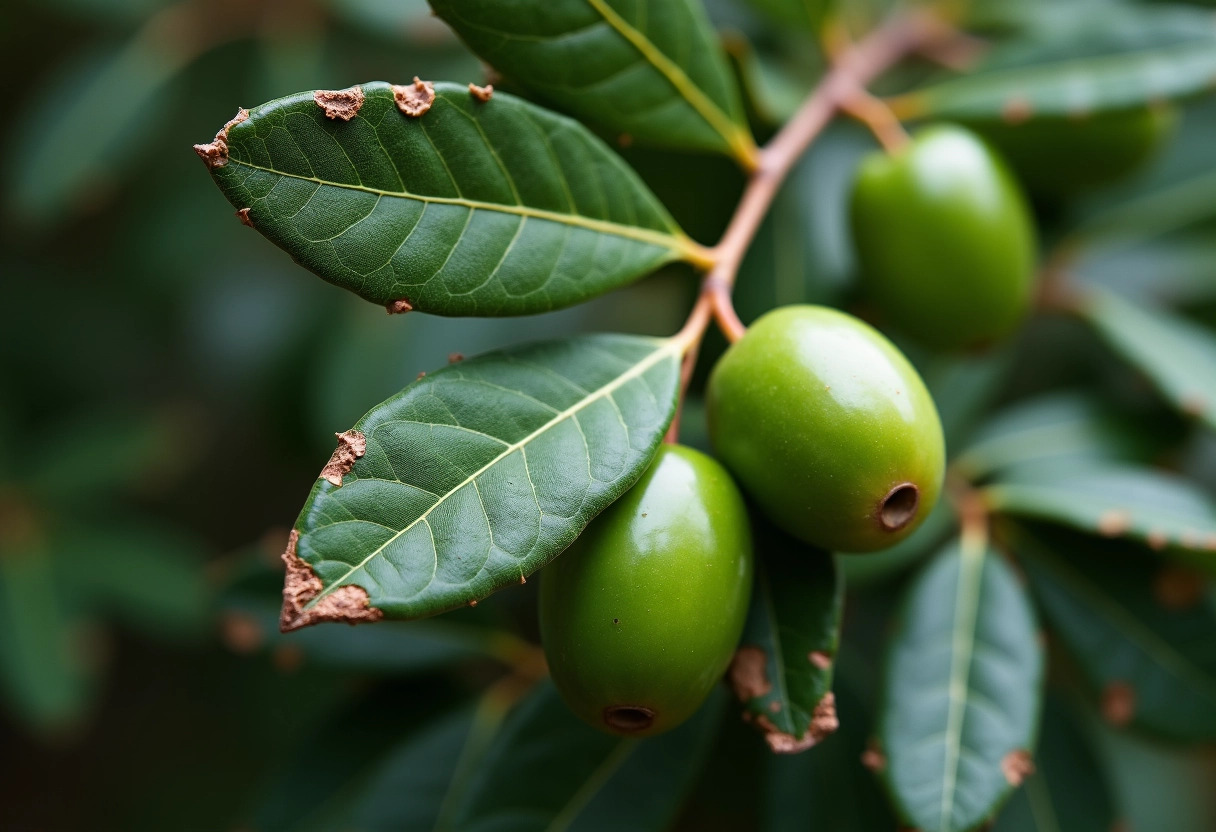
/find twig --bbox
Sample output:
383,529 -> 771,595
664,7 -> 953,442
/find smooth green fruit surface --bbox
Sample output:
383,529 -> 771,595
850,124 -> 1037,351
967,105 -> 1177,198
539,444 -> 753,737
707,305 -> 945,553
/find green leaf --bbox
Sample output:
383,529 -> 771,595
1014,524 -> 1216,741
879,536 -> 1045,832
731,523 -> 843,752
0,542 -> 95,732
204,82 -> 703,316
954,391 -> 1161,481
283,333 -> 680,628
428,0 -> 758,167
741,0 -> 831,32
991,695 -> 1116,832
1078,288 -> 1216,432
984,462 -> 1216,569
1073,237 -> 1216,308
890,6 -> 1216,120
445,679 -> 722,830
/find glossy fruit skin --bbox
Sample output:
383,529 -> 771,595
967,105 -> 1177,198
707,305 -> 945,553
850,124 -> 1037,351
539,444 -> 753,738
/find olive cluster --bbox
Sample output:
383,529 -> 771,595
540,114 -> 1170,737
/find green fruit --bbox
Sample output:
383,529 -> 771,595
539,444 -> 753,737
967,105 -> 1177,198
707,305 -> 944,553
850,124 -> 1037,351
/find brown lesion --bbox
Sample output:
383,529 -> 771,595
235,207 -> 254,227
728,645 -> 772,700
386,298 -> 414,315
468,82 -> 494,102
1001,749 -> 1035,786
1101,680 -> 1136,727
313,85 -> 365,121
877,482 -> 919,532
861,738 -> 886,772
193,108 -> 249,169
279,529 -> 384,633
319,429 -> 367,487
754,692 -> 838,754
604,705 -> 655,734
394,77 -> 436,117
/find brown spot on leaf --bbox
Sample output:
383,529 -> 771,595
313,85 -> 365,121
236,207 -> 254,227
448,353 -> 464,363
1145,528 -> 1168,551
1001,95 -> 1032,125
809,650 -> 833,670
319,429 -> 366,487
279,530 -> 383,633
618,133 -> 634,148
1098,509 -> 1132,537
193,108 -> 249,169
755,693 -> 838,754
1102,681 -> 1136,726
386,298 -> 413,314
1001,749 -> 1035,786
520,574 -> 527,585
1154,565 -> 1206,610
1180,528 -> 1201,549
394,77 -> 435,117
1181,395 -> 1208,418
468,599 -> 478,607
220,611 -> 263,654
416,371 -> 427,380
729,645 -> 772,701
768,700 -> 781,713
861,738 -> 886,772
468,82 -> 494,102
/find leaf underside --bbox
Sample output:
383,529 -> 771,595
207,82 -> 692,315
429,0 -> 755,163
880,539 -> 1044,832
285,333 -> 680,626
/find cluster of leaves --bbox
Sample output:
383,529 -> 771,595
5,0 -> 1216,829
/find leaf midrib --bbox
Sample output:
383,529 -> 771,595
938,536 -> 987,832
228,159 -> 698,258
302,337 -> 679,611
582,0 -> 755,166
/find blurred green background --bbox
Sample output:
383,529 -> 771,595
2,0 -> 1216,829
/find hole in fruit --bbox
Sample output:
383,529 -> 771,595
604,706 -> 655,733
878,483 -> 919,531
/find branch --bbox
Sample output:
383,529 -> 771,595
664,8 -> 953,442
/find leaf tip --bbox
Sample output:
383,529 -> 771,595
279,529 -> 383,633
313,85 -> 365,121
757,692 -> 838,754
192,108 -> 249,169
319,430 -> 367,487
394,77 -> 436,117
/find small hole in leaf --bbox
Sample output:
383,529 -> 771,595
604,706 -> 654,733
879,483 -> 919,531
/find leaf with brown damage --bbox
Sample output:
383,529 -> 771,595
314,85 -> 365,120
279,530 -> 383,632
393,77 -> 435,116
319,430 -> 366,487
192,108 -> 248,169
755,692 -> 838,754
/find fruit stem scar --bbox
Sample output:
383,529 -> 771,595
662,8 -> 959,443
604,705 -> 655,733
878,482 -> 919,531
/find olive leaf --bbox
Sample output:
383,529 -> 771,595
1078,289 -> 1216,433
984,462 -> 1216,569
1014,524 -> 1216,742
879,536 -> 1044,832
282,333 -> 681,629
730,523 -> 844,753
890,6 -> 1216,120
428,0 -> 758,167
991,694 -> 1116,832
444,680 -> 722,830
954,392 -> 1161,481
202,82 -> 703,316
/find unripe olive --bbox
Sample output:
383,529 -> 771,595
706,305 -> 944,553
966,105 -> 1177,198
849,124 -> 1037,351
539,444 -> 753,737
